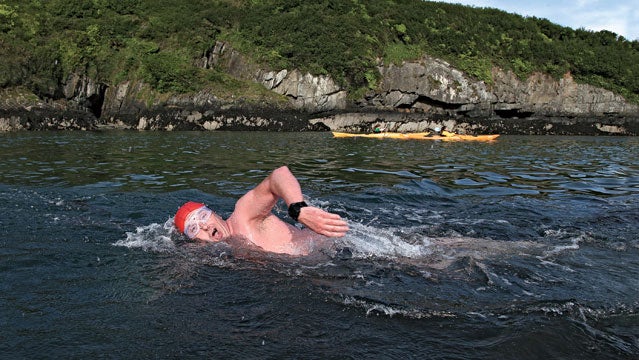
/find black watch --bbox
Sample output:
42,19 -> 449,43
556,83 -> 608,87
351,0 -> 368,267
288,201 -> 308,222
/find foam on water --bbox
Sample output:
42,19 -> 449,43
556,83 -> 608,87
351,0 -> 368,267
338,221 -> 433,259
113,218 -> 177,253
339,295 -> 456,319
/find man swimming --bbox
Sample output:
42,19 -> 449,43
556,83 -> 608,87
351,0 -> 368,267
174,166 -> 349,255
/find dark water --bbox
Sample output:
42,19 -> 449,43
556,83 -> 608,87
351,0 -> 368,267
1,131 -> 638,359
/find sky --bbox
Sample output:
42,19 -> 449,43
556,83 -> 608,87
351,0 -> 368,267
430,0 -> 639,41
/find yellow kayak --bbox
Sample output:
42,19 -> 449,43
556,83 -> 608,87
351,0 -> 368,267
332,132 -> 432,140
332,131 -> 500,141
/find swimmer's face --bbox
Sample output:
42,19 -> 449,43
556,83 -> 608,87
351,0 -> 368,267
184,207 -> 230,241
193,211 -> 230,241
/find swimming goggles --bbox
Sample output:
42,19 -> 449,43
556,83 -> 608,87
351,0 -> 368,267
184,206 -> 213,239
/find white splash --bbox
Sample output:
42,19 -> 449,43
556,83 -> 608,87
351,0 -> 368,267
113,218 -> 177,253
339,221 -> 432,259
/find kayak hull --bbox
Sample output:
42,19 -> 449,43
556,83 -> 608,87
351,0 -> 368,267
332,132 -> 500,141
332,132 -> 432,140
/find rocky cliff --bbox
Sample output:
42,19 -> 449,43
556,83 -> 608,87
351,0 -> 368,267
313,56 -> 639,135
1,41 -> 638,134
369,56 -> 637,117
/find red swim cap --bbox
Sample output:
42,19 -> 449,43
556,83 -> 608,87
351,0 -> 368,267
174,201 -> 205,234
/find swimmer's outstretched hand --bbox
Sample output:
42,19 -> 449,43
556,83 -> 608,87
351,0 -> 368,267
298,206 -> 349,237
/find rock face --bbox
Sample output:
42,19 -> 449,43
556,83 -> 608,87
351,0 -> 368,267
63,73 -> 107,118
368,56 -> 638,118
490,70 -> 637,116
376,57 -> 495,110
199,41 -> 347,112
258,69 -> 347,112
1,41 -> 638,134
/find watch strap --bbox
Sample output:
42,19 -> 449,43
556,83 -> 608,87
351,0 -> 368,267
288,201 -> 308,221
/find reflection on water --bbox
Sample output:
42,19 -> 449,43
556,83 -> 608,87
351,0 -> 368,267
1,131 -> 638,359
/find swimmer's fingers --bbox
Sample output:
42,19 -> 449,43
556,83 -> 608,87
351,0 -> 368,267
315,221 -> 350,238
298,207 -> 349,237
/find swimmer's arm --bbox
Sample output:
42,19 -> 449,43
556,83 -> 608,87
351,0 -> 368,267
235,166 -> 299,219
235,166 -> 349,237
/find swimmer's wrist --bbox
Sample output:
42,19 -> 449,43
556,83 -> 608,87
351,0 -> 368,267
288,201 -> 308,222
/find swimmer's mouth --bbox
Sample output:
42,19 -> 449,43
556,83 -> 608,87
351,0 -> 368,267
212,228 -> 218,237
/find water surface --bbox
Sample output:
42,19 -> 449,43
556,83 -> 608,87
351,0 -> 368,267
1,131 -> 638,359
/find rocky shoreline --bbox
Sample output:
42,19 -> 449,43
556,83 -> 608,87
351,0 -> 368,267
313,111 -> 639,136
2,104 -> 637,135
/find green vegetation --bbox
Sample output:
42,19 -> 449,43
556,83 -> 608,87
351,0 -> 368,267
1,0 -> 638,103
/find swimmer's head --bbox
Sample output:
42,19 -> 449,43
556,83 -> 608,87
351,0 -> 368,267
175,201 -> 229,241
174,201 -> 205,235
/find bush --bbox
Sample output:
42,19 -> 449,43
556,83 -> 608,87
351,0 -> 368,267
0,0 -> 637,103
141,52 -> 199,93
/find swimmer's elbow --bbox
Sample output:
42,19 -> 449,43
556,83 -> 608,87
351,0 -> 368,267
272,165 -> 292,176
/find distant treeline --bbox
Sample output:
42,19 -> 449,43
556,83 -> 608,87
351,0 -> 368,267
1,0 -> 638,103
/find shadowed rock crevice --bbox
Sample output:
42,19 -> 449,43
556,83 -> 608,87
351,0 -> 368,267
494,109 -> 535,119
